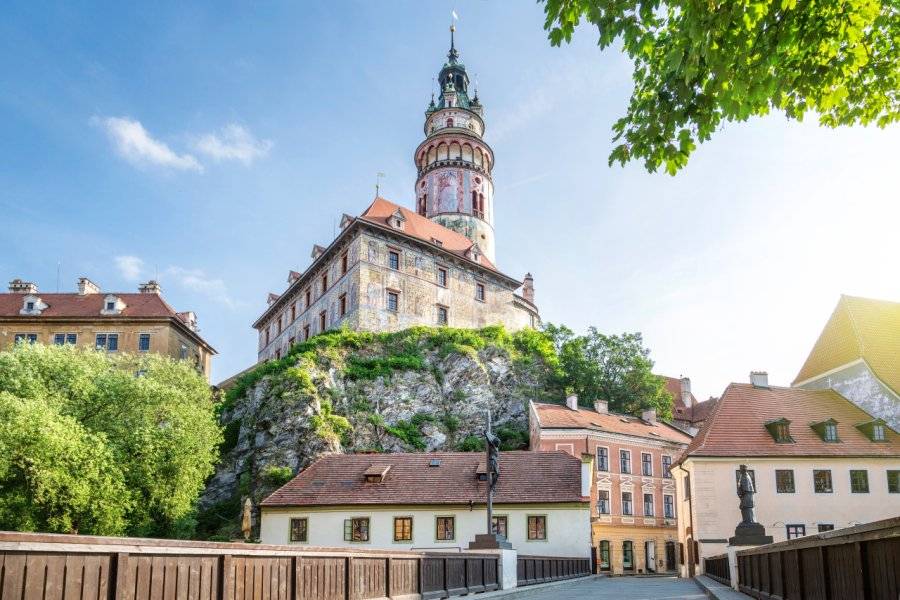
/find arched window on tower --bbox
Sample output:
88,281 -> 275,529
471,191 -> 478,215
446,117 -> 454,128
418,195 -> 427,216
478,193 -> 485,219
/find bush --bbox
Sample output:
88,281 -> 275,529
262,466 -> 294,487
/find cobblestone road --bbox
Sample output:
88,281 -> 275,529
513,576 -> 708,599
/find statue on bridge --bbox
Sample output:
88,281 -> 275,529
728,464 -> 773,546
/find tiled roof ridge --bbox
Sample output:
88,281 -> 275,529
678,382 -> 733,459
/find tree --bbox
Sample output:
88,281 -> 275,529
0,343 -> 221,536
541,0 -> 900,174
546,325 -> 673,419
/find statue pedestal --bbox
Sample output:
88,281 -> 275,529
468,533 -> 513,550
728,522 -> 773,546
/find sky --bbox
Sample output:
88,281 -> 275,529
2,2 -> 898,399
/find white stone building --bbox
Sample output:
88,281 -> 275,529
259,451 -> 592,558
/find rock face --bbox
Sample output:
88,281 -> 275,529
198,328 -> 558,538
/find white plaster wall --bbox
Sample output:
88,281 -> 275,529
260,505 -> 591,558
798,362 -> 900,430
681,456 -> 900,568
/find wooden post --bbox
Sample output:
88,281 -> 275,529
386,557 -> 392,599
114,553 -> 129,600
345,557 -> 353,600
221,555 -> 233,600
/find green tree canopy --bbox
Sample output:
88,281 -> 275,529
0,343 -> 221,536
545,325 -> 673,419
541,0 -> 900,174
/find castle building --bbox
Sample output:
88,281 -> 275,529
0,277 -> 216,378
253,29 -> 539,362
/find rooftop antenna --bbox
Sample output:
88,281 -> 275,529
56,261 -> 60,292
375,172 -> 385,197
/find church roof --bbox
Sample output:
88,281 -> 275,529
360,197 -> 498,271
793,295 -> 900,395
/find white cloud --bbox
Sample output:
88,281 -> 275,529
164,266 -> 239,308
95,116 -> 203,172
193,124 -> 272,165
115,255 -> 145,281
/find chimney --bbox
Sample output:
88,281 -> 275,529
522,273 -> 535,303
77,277 -> 100,295
565,394 -> 579,411
642,409 -> 657,424
138,280 -> 161,294
680,376 -> 694,407
594,400 -> 608,414
8,279 -> 38,294
750,371 -> 769,388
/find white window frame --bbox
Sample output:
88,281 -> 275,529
663,493 -> 675,519
643,492 -> 655,517
661,454 -> 673,478
621,491 -> 634,516
619,449 -> 632,474
641,452 -> 653,477
95,332 -> 119,351
596,445 -> 610,472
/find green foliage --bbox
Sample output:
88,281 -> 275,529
344,353 -> 426,380
0,344 -> 221,536
382,413 -> 436,450
457,435 -> 486,452
541,0 -> 900,174
194,495 -> 241,541
311,399 -> 353,447
262,465 -> 294,487
237,472 -> 251,497
220,419 -> 242,454
544,324 -> 673,420
496,425 -> 530,451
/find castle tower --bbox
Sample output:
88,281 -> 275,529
414,25 -> 496,264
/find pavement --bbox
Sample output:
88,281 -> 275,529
487,575 -> 715,599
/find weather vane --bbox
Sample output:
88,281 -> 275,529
375,172 -> 385,197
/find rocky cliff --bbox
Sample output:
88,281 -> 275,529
197,326 -> 560,539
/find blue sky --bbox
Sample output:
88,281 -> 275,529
2,2 -> 898,399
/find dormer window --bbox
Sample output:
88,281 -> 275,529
101,295 -> 125,315
765,418 -> 794,443
364,465 -> 391,483
856,419 -> 890,442
389,209 -> 406,230
19,294 -> 48,315
26,301 -> 34,310
811,419 -> 841,443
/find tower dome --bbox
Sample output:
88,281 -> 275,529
414,25 -> 496,264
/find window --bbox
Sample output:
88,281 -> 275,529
138,333 -> 150,352
265,327 -> 270,345
291,303 -> 296,321
341,253 -> 348,275
596,447 -> 609,472
437,305 -> 448,325
856,419 -> 888,442
393,517 -> 413,542
475,283 -> 485,302
599,540 -> 611,571
53,333 -> 77,345
388,250 -> 400,271
643,493 -> 654,516
26,301 -> 35,310
622,541 -> 634,570
437,267 -> 448,287
776,469 -> 795,493
14,333 -> 38,344
735,469 -> 757,493
275,349 -> 281,360
491,515 -> 508,538
817,524 -> 834,533
106,301 -> 115,311
387,291 -> 399,312
642,453 -> 653,476
303,324 -> 310,341
277,316 -> 282,334
597,490 -> 610,514
339,293 -> 347,317
95,333 -> 118,351
305,289 -> 311,308
344,517 -> 369,542
321,273 -> 328,293
620,450 -> 631,474
288,336 -> 295,348
888,470 -> 900,493
814,469 -> 833,493
850,469 -> 869,493
290,518 -> 308,542
824,423 -> 838,442
179,344 -> 188,360
319,311 -> 327,332
872,424 -> 886,441
622,492 -> 633,516
662,455 -> 672,478
527,515 -> 546,540
436,516 -> 455,541
786,524 -> 806,540
765,418 -> 794,443
664,494 -> 675,519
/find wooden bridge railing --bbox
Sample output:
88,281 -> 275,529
0,531 -> 499,600
703,553 -> 730,585
515,555 -> 591,586
734,516 -> 900,600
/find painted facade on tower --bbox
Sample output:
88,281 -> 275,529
252,29 -> 539,362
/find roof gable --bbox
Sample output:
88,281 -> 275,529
793,295 -> 900,395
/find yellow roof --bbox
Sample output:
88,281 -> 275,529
793,295 -> 900,395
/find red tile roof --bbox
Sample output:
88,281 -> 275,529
0,292 -> 179,319
360,197 -> 499,272
261,451 -> 586,507
661,376 -> 717,426
680,383 -> 899,461
532,402 -> 692,446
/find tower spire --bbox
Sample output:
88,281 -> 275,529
448,11 -> 459,63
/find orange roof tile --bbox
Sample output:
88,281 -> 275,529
360,197 -> 499,271
532,402 -> 692,445
681,383 -> 899,461
0,292 -> 178,319
793,295 -> 900,395
261,451 -> 585,507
